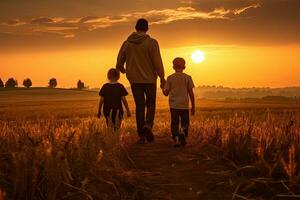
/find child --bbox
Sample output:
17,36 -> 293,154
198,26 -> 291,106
97,68 -> 131,130
163,58 -> 195,147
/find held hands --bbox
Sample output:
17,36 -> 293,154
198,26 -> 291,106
118,67 -> 126,74
160,78 -> 166,89
191,106 -> 195,116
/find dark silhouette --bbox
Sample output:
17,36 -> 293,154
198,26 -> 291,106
5,78 -> 18,88
48,78 -> 57,88
77,80 -> 85,90
97,69 -> 131,130
23,78 -> 32,88
0,79 -> 4,88
116,18 -> 165,143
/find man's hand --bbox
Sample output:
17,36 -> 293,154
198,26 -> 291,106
160,78 -> 166,89
127,110 -> 132,117
97,112 -> 101,118
191,107 -> 195,116
118,67 -> 126,74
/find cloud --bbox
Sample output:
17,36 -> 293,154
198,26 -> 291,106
130,7 -> 227,25
1,0 -> 300,51
31,17 -> 54,25
79,16 -> 128,30
128,3 -> 260,25
64,34 -> 75,38
233,3 -> 260,15
3,19 -> 25,26
79,16 -> 100,23
180,0 -> 192,4
0,3 -> 260,38
186,0 -> 260,12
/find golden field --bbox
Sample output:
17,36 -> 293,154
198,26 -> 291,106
0,88 -> 300,200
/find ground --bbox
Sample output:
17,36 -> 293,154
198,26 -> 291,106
129,137 -> 234,200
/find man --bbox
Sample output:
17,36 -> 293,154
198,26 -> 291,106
116,18 -> 165,143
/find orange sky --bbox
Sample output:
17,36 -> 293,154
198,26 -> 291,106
0,0 -> 299,88
1,44 -> 299,88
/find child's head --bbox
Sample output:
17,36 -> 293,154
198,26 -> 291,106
107,68 -> 120,82
173,57 -> 186,72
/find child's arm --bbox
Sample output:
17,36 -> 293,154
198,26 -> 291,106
188,88 -> 195,116
97,97 -> 104,118
122,96 -> 131,117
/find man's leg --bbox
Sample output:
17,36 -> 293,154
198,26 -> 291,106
144,84 -> 157,129
170,109 -> 180,140
131,84 -> 146,137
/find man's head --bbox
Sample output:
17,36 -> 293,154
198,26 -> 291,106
173,57 -> 186,72
135,18 -> 149,32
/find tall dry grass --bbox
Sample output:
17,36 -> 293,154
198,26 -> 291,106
0,104 -> 300,199
186,110 -> 300,198
0,117 -> 140,200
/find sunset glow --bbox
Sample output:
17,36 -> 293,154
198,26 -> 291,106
0,0 -> 299,88
191,50 -> 205,63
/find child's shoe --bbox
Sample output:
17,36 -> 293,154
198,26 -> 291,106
138,136 -> 146,144
174,136 -> 180,148
179,134 -> 186,147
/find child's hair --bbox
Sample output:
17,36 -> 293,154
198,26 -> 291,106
107,68 -> 120,81
173,57 -> 186,70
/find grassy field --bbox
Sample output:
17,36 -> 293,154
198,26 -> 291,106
1,88 -> 298,119
0,88 -> 300,199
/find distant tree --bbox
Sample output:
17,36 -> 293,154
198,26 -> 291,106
23,78 -> 32,88
5,78 -> 18,88
48,78 -> 57,88
0,79 -> 4,88
77,80 -> 85,90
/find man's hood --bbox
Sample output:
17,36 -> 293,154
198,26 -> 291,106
127,32 -> 150,44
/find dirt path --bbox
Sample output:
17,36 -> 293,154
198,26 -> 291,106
129,137 -> 234,200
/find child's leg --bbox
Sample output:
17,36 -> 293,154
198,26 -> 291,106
105,109 -> 114,129
111,109 -> 123,130
170,109 -> 180,140
180,109 -> 190,137
104,116 -> 110,127
115,111 -> 123,130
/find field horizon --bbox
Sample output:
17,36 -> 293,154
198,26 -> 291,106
1,85 -> 300,99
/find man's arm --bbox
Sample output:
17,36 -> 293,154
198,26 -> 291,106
188,88 -> 195,115
152,40 -> 165,87
116,42 -> 126,73
97,97 -> 104,118
121,96 -> 131,117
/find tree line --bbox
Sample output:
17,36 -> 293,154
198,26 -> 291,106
0,78 -> 86,90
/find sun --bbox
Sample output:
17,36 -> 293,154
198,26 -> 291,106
191,50 -> 205,63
